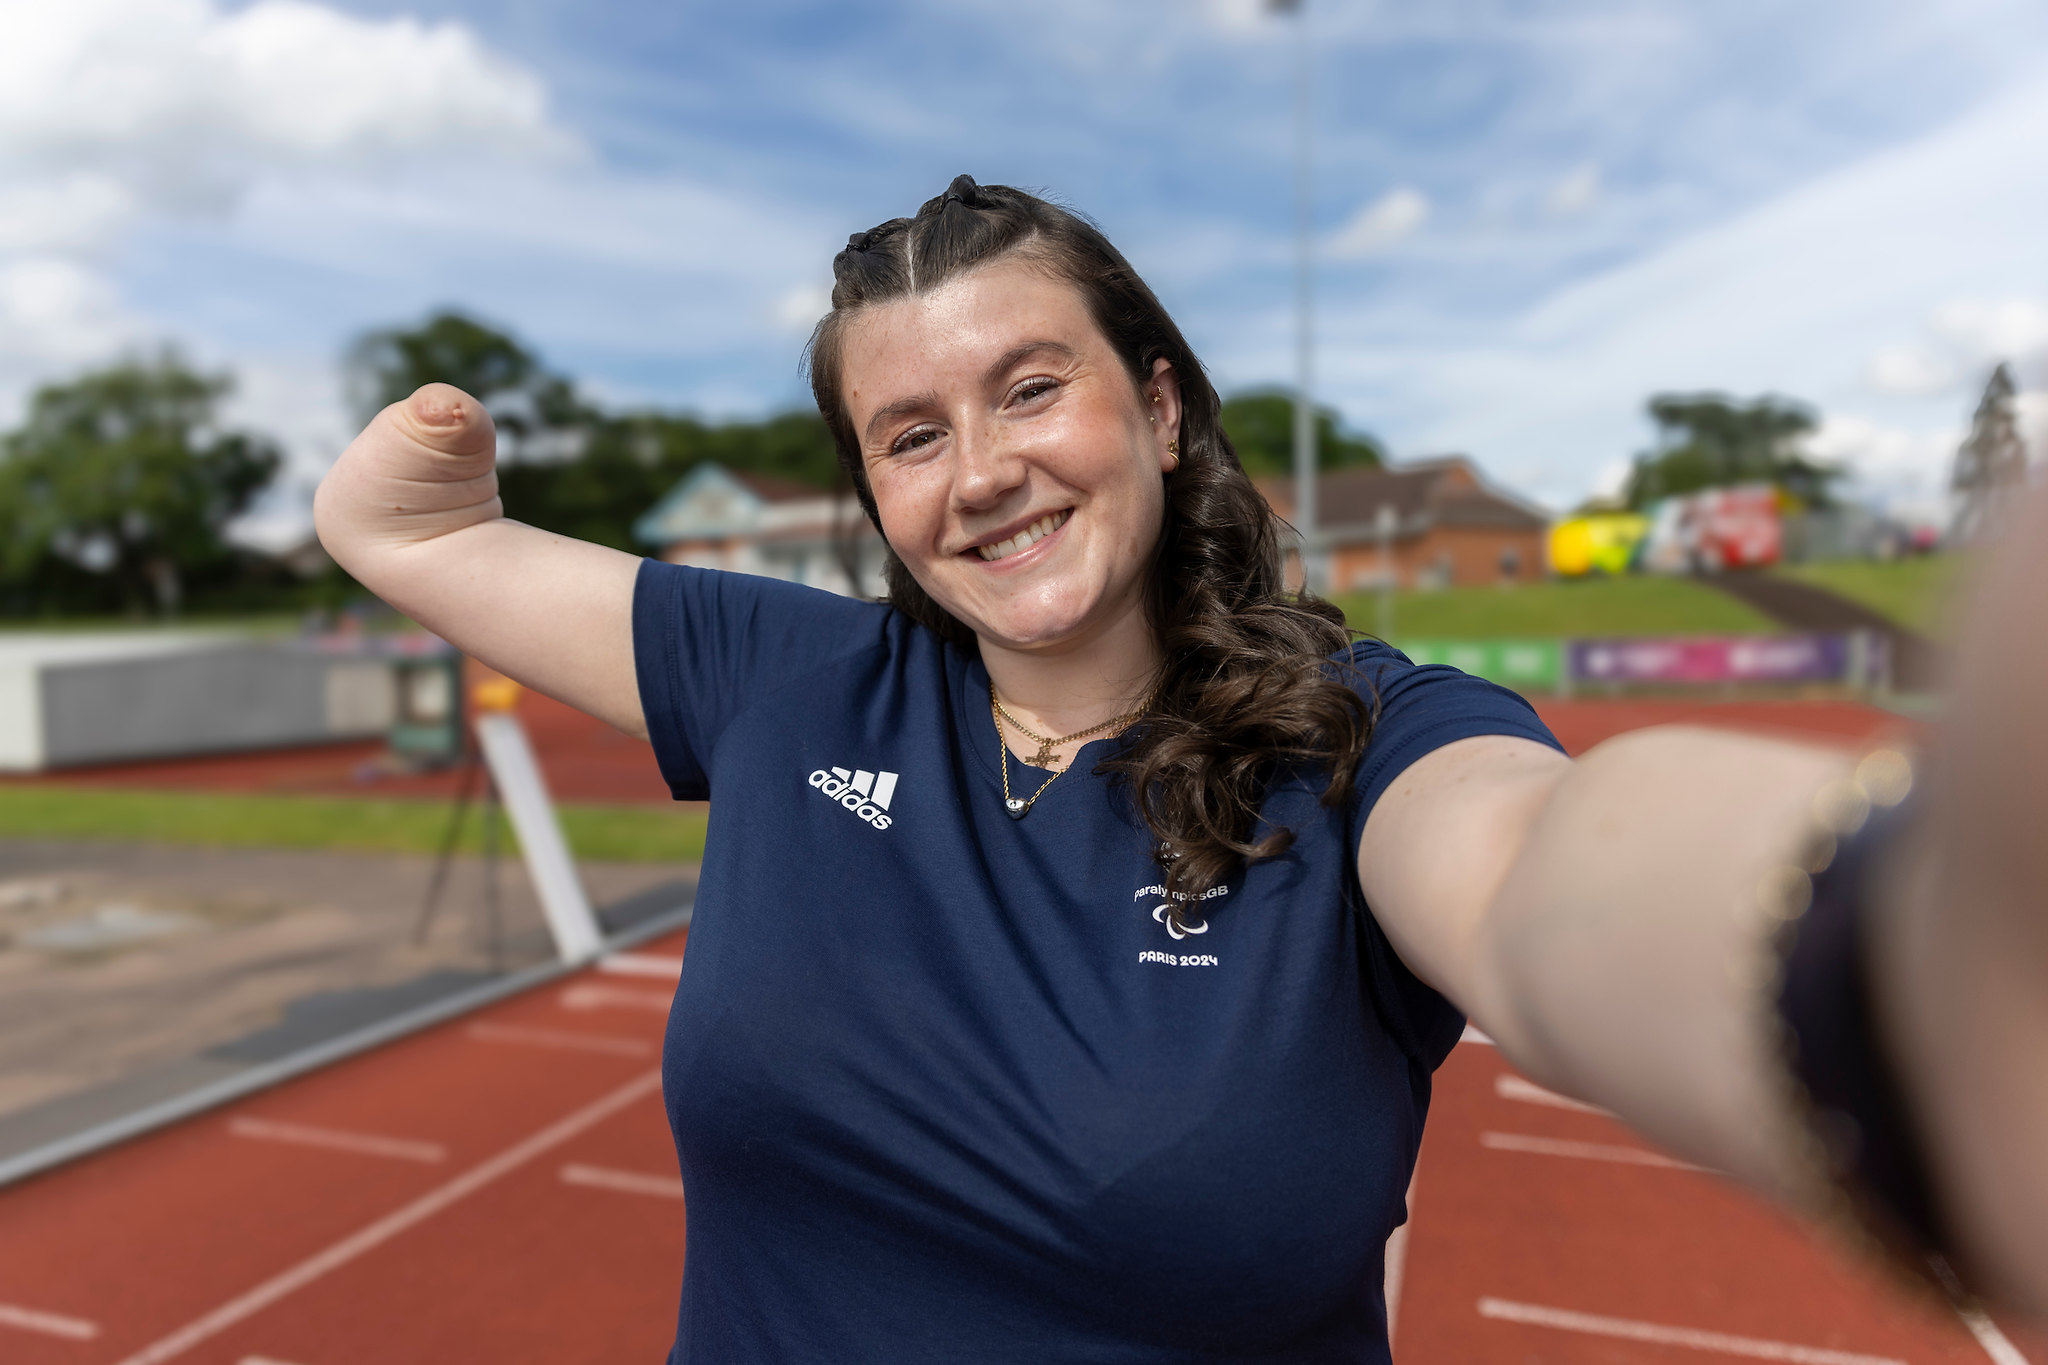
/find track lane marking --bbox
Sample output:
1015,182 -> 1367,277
598,953 -> 683,980
558,984 -> 672,1013
466,1022 -> 654,1056
240,1357 -> 309,1364
1480,1130 -> 1710,1172
1956,1305 -> 2034,1365
1494,1073 -> 1609,1115
228,1118 -> 445,1164
1478,1297 -> 1907,1365
110,1069 -> 664,1365
559,1163 -> 686,1200
0,1301 -> 98,1339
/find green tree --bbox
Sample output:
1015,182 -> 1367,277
0,354 -> 279,615
1624,392 -> 1838,508
345,310 -> 588,440
1218,389 -> 1385,478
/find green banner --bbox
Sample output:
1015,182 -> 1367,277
1397,638 -> 1563,690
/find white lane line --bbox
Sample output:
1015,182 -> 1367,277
0,1301 -> 99,1339
1460,1024 -> 1495,1046
559,1163 -> 686,1200
1495,1074 -> 1609,1116
466,1022 -> 653,1057
1478,1297 -> 1907,1365
228,1118 -> 445,1164
241,1357 -> 310,1364
1957,1305 -> 2034,1365
1480,1130 -> 1709,1172
598,953 -> 683,981
110,1069 -> 664,1365
558,983 -> 672,1013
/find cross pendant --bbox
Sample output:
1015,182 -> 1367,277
1031,741 -> 1056,768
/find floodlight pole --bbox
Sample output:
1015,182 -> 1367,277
1270,0 -> 1321,594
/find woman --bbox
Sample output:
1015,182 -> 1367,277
316,177 -> 2046,1360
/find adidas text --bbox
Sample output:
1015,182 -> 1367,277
809,766 -> 897,830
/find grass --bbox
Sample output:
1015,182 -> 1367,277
0,786 -> 707,864
1333,575 -> 1779,641
1772,555 -> 1961,637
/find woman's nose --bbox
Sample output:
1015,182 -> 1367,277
952,422 -> 1024,508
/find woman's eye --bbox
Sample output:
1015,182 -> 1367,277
891,426 -> 940,455
1012,378 -> 1058,405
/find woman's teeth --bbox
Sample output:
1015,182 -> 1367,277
975,510 -> 1070,562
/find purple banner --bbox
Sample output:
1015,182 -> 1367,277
1570,634 -> 1860,685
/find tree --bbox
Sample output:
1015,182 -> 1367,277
0,355 -> 279,615
345,310 -> 587,445
1218,390 -> 1384,477
1950,363 -> 2029,542
1623,392 -> 1838,509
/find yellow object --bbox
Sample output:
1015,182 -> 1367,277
471,676 -> 523,713
1548,514 -> 1649,577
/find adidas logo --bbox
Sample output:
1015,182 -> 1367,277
808,766 -> 898,830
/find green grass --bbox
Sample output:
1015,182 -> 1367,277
1334,575 -> 1779,641
0,786 -> 706,864
1772,555 -> 1961,637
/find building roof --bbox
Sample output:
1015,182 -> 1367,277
634,461 -> 841,546
1257,457 -> 1548,540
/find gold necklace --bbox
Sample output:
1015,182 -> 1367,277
990,683 -> 1152,820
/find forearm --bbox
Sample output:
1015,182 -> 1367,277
1470,726 -> 1854,1203
313,387 -> 647,738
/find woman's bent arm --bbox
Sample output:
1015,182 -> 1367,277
313,385 -> 648,739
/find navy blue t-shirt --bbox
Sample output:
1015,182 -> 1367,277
632,560 -> 1561,1363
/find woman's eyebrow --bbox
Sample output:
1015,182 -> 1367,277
863,390 -> 941,445
981,340 -> 1078,388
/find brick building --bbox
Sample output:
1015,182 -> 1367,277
1258,457 -> 1551,591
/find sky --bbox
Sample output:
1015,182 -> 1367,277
3,0 -> 2046,546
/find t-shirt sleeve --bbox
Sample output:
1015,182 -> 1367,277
1337,639 -> 1567,1070
631,558 -> 890,801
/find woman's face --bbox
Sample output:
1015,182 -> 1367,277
838,257 -> 1181,657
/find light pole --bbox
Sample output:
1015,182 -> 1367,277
1267,0 -> 1320,594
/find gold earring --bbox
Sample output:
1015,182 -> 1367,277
1165,438 -> 1180,471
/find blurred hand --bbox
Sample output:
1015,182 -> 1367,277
1877,479 -> 2048,1309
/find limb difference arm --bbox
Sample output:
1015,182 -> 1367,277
1361,483 -> 2048,1309
313,385 -> 647,738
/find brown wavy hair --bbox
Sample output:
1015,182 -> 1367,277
806,175 -> 1374,921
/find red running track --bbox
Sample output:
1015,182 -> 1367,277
7,696 -> 2039,1363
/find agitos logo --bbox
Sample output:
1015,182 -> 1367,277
808,766 -> 898,830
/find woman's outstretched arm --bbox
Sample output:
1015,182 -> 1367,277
313,384 -> 648,738
1359,489 -> 2048,1310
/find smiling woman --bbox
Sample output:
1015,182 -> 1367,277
313,174 -> 2048,1363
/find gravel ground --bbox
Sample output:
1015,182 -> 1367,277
0,839 -> 693,1152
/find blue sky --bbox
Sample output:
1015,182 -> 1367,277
4,0 -> 2046,539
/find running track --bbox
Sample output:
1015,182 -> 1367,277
4,696 -> 2043,1362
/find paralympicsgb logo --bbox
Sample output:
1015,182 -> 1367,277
1152,903 -> 1208,940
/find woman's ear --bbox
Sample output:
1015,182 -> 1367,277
1146,358 -> 1183,473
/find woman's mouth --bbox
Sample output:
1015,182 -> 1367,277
974,509 -> 1071,562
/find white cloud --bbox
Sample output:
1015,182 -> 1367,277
1327,187 -> 1429,259
1546,162 -> 1601,216
1931,298 -> 2048,364
774,284 -> 833,333
0,0 -> 577,448
1868,345 -> 1956,397
1319,73 -> 2048,507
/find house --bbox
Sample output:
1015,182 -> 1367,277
633,463 -> 887,597
1257,457 -> 1551,591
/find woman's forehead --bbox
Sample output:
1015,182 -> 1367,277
840,261 -> 1106,399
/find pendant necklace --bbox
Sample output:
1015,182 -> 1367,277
990,683 -> 1152,820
